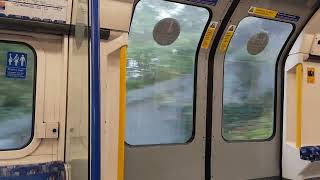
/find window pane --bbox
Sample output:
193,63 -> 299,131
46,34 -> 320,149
223,17 -> 292,141
0,42 -> 35,150
126,0 -> 209,145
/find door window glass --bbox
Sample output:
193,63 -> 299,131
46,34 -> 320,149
126,0 -> 210,145
223,17 -> 293,141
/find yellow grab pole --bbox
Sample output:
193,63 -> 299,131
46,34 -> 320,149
296,64 -> 303,149
118,45 -> 127,180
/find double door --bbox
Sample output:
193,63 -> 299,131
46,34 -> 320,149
124,0 -> 319,179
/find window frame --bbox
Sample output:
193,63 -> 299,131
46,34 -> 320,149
0,34 -> 45,160
221,16 -> 295,143
0,40 -> 37,151
125,0 -> 213,146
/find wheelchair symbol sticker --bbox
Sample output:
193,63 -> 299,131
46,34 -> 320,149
6,52 -> 27,79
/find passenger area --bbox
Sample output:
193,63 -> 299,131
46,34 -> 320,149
0,161 -> 66,180
283,8 -> 320,179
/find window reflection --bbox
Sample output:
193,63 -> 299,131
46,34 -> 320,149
126,0 -> 209,145
223,17 -> 293,141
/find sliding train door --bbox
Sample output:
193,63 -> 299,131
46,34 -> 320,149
210,0 -> 319,179
124,0 -> 229,180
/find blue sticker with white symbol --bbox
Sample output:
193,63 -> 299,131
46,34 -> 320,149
187,0 -> 218,6
276,12 -> 300,22
6,52 -> 27,79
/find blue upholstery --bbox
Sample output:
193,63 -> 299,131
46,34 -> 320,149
0,161 -> 66,180
300,146 -> 320,162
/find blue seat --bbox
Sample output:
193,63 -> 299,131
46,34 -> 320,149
0,161 -> 66,180
300,146 -> 320,162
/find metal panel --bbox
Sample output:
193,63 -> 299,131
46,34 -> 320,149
210,1 -> 319,179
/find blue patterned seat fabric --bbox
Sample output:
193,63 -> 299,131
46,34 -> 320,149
300,146 -> 320,162
0,161 -> 66,180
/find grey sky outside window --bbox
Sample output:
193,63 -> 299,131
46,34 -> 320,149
125,0 -> 210,145
223,17 -> 293,141
0,42 -> 35,150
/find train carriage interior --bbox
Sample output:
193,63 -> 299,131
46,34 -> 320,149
0,0 -> 319,179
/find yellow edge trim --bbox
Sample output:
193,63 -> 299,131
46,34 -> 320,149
118,46 -> 127,180
296,64 -> 302,149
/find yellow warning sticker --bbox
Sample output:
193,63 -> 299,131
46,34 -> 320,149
248,6 -> 278,19
219,25 -> 236,53
307,67 -> 315,84
201,21 -> 218,49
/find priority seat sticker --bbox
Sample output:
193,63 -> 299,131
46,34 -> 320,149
248,6 -> 300,22
201,21 -> 218,49
6,52 -> 27,79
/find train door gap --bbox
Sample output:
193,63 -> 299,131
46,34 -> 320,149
205,0 -> 240,179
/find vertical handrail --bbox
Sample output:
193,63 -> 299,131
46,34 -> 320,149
90,0 -> 101,178
118,46 -> 127,180
296,64 -> 303,149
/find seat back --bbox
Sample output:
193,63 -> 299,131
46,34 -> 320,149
0,161 -> 66,180
300,146 -> 320,162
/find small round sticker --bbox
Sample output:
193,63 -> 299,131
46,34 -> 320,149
247,32 -> 269,55
153,18 -> 180,46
